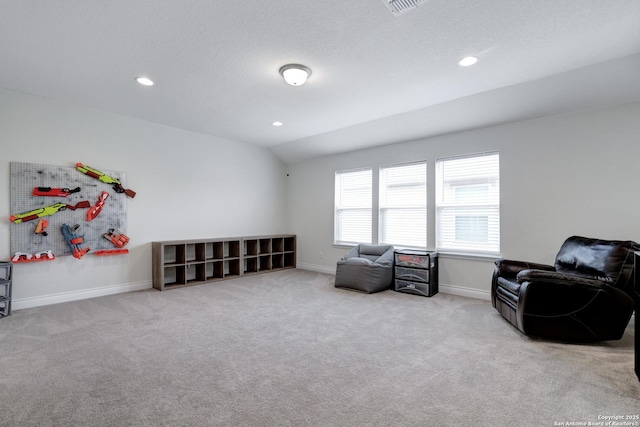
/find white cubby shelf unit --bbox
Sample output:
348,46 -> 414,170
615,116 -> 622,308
152,235 -> 296,290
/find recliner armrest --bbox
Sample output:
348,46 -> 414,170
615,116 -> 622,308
516,269 -> 607,289
494,259 -> 555,277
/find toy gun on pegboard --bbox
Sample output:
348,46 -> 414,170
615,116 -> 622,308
9,201 -> 91,224
76,163 -> 136,198
61,223 -> 90,259
103,229 -> 129,248
32,187 -> 81,197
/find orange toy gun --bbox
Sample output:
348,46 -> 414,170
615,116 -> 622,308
35,219 -> 49,236
76,162 -> 136,198
104,229 -> 129,248
95,249 -> 129,256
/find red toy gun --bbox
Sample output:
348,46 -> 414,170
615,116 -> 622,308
87,191 -> 109,222
32,187 -> 81,197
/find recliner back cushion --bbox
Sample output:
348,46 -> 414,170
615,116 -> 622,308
554,236 -> 635,290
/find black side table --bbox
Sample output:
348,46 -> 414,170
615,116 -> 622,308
393,250 -> 438,297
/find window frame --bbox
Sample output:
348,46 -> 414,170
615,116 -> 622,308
378,160 -> 427,249
334,167 -> 373,245
435,152 -> 500,256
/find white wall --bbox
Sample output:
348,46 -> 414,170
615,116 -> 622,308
1,88 -> 288,308
286,102 -> 640,298
4,88 -> 639,307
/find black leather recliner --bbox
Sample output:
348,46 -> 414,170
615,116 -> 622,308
491,236 -> 638,341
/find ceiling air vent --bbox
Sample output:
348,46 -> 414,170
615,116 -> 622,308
382,0 -> 427,17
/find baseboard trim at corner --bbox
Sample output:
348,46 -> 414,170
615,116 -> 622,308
439,283 -> 491,301
296,263 -> 336,275
12,281 -> 152,311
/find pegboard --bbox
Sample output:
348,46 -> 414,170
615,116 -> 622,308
10,162 -> 128,257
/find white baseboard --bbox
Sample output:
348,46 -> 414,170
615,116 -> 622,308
296,263 -> 337,275
439,283 -> 491,301
12,280 -> 152,311
10,269 -> 491,311
297,263 -> 491,301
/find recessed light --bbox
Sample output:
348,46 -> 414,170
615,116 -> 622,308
458,56 -> 478,67
135,76 -> 154,86
272,121 -> 283,127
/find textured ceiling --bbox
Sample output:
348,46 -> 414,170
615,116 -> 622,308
2,0 -> 640,163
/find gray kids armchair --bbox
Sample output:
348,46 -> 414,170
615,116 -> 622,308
335,244 -> 395,293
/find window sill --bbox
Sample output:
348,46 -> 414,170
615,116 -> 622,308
333,244 -> 500,262
333,243 -> 356,249
437,251 -> 501,261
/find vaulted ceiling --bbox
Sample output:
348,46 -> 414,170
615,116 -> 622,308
2,1 -> 640,163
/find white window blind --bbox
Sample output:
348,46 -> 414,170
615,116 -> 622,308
335,168 -> 372,245
435,152 -> 500,254
379,161 -> 426,248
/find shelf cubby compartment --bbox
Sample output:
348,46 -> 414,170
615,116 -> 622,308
224,240 -> 241,258
259,255 -> 272,271
205,242 -> 215,260
198,243 -> 208,261
272,253 -> 284,269
164,244 -> 186,265
185,263 -> 207,284
244,257 -> 258,274
163,265 -> 186,287
224,259 -> 241,277
283,237 -> 295,252
272,238 -> 284,253
284,252 -> 295,268
244,239 -> 258,256
206,261 -> 224,280
212,242 -> 224,260
259,239 -> 271,254
185,264 -> 196,283
185,244 -> 198,262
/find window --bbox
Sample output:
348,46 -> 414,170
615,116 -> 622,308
379,161 -> 426,248
334,168 -> 372,245
435,152 -> 499,254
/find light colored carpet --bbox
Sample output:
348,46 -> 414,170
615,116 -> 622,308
0,269 -> 637,426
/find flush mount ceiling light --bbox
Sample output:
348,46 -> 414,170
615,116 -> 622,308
279,64 -> 312,86
271,121 -> 283,127
135,76 -> 154,86
458,56 -> 478,67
